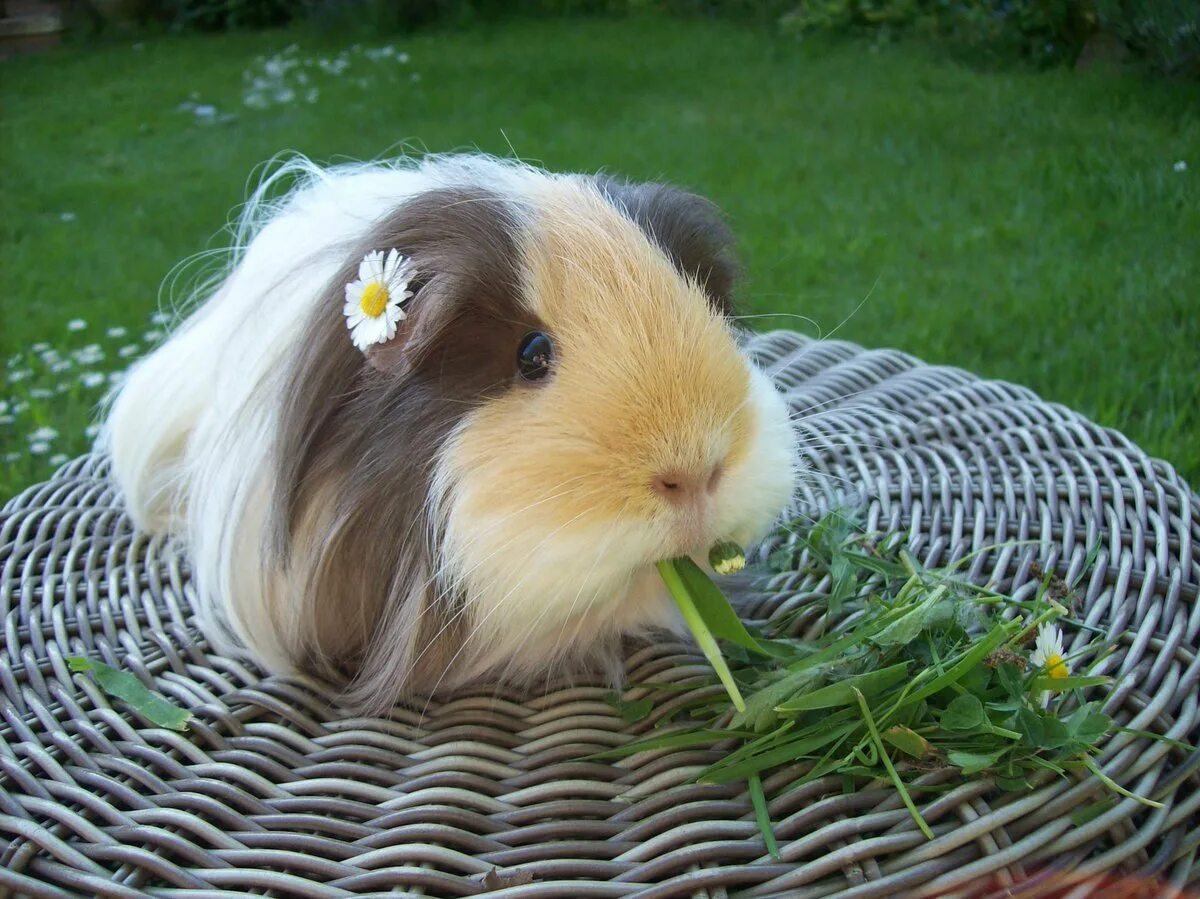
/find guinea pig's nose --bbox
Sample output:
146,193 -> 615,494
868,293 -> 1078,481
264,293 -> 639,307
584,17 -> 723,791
651,464 -> 724,504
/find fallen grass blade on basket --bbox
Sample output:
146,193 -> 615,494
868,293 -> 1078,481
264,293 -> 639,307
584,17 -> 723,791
607,513 -> 1186,846
67,656 -> 192,731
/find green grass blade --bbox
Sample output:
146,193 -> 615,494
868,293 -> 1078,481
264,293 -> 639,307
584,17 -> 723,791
900,622 -> 1016,707
1081,755 -> 1164,809
586,728 -> 746,759
854,687 -> 934,840
776,661 -> 910,712
748,774 -> 781,859
657,560 -> 746,712
700,722 -> 858,783
67,657 -> 191,731
671,556 -> 776,656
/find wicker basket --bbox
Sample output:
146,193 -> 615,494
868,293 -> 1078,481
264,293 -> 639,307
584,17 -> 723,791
2,330 -> 1197,897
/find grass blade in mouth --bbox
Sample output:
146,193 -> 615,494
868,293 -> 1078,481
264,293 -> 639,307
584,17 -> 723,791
657,558 -> 747,712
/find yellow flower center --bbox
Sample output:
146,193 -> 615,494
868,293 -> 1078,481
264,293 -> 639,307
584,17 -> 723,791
1045,654 -> 1069,679
360,281 -> 389,318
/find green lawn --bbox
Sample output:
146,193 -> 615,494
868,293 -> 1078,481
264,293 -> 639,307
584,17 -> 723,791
2,16 -> 1198,499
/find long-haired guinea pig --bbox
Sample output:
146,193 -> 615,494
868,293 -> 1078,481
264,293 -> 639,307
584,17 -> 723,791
103,154 -> 797,711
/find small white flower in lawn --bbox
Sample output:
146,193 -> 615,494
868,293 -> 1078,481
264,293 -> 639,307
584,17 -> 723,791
344,249 -> 416,350
194,104 -> 217,119
0,415 -> 13,426
48,453 -> 69,465
3,452 -> 20,463
80,372 -> 106,389
29,388 -> 52,399
150,311 -> 171,325
118,344 -> 140,358
50,360 -> 72,374
107,326 -> 128,338
306,88 -> 320,104
67,319 -> 87,331
32,342 -> 50,353
55,383 -> 69,394
1031,623 -> 1069,680
0,401 -> 8,413
40,350 -> 61,365
29,426 -> 58,442
108,371 -> 126,386
74,345 -> 104,364
29,441 -> 49,455
60,212 -> 77,223
397,52 -> 410,64
8,370 -> 30,383
85,423 -> 101,439
1174,160 -> 1188,172
143,330 -> 164,342
13,402 -> 29,413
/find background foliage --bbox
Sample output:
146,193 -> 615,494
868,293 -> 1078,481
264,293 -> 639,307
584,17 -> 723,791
110,0 -> 1200,75
2,14 -> 1197,498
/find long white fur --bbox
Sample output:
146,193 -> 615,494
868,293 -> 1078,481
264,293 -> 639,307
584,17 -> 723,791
104,156 -> 541,672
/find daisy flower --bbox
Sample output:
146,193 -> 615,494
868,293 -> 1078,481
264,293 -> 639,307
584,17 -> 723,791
343,249 -> 416,351
1031,623 -> 1069,680
708,540 -> 746,576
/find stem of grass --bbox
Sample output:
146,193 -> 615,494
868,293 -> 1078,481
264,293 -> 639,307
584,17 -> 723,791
748,774 -> 781,859
854,687 -> 934,840
657,559 -> 745,712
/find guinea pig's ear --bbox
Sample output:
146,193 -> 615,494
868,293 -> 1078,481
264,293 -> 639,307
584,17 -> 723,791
360,270 -> 443,374
596,178 -> 739,315
351,186 -> 523,375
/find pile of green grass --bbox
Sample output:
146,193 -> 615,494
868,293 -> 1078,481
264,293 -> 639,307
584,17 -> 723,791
618,515 -> 1180,851
2,16 -> 1197,498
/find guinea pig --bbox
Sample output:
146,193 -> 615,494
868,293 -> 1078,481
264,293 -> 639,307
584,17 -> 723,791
103,154 -> 797,712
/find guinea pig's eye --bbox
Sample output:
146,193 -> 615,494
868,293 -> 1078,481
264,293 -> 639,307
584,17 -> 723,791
517,331 -> 554,382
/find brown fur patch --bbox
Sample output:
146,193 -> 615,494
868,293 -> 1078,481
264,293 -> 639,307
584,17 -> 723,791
270,186 -> 542,704
595,177 -> 739,315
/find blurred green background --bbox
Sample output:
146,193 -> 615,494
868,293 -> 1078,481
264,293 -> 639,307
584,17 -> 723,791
1,3 -> 1198,498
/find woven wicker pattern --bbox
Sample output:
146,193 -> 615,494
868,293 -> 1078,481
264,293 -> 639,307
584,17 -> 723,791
1,330 -> 1197,897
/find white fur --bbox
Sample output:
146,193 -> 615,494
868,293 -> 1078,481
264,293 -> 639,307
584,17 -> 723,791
105,155 -> 542,671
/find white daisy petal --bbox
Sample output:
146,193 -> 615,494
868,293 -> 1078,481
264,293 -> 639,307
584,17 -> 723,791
358,250 -> 384,283
1031,623 -> 1064,668
383,248 -> 401,278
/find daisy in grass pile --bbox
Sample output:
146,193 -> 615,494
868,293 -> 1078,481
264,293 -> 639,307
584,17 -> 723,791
1031,622 -> 1072,707
1031,623 -> 1070,680
343,249 -> 416,350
